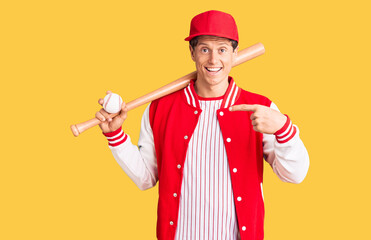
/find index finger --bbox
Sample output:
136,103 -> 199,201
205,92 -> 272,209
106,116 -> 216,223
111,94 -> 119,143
229,104 -> 258,112
98,98 -> 104,106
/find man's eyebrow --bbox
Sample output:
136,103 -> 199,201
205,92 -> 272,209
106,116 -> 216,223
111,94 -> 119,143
218,43 -> 231,47
198,42 -> 231,47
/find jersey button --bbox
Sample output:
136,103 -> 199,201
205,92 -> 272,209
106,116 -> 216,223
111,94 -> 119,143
233,168 -> 237,173
226,138 -> 231,142
237,196 -> 242,201
173,193 -> 177,197
184,135 -> 188,140
219,111 -> 224,116
194,110 -> 198,114
242,226 -> 246,231
177,164 -> 181,169
170,221 -> 174,226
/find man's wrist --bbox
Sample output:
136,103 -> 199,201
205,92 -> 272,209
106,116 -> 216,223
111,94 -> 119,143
274,114 -> 297,143
103,126 -> 127,147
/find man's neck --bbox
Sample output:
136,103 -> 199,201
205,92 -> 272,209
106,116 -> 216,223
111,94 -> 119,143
194,77 -> 230,98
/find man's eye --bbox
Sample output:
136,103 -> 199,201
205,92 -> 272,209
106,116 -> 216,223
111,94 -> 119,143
202,48 -> 208,53
220,49 -> 226,53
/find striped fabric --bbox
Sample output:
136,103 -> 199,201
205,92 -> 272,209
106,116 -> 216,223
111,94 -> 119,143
184,85 -> 198,108
103,127 -> 128,147
183,79 -> 240,109
274,115 -> 296,143
222,80 -> 239,109
175,99 -> 239,240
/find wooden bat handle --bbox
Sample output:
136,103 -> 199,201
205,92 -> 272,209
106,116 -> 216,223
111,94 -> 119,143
70,43 -> 265,137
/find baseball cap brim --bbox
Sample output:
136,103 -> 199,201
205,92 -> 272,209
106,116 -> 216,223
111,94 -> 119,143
185,33 -> 238,42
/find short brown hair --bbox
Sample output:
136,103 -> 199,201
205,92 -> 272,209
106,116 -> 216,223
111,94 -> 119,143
189,36 -> 238,51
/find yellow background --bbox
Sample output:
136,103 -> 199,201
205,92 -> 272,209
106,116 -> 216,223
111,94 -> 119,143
1,0 -> 370,239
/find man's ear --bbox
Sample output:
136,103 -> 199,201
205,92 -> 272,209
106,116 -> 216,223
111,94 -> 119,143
189,45 -> 195,62
233,45 -> 239,63
234,45 -> 239,55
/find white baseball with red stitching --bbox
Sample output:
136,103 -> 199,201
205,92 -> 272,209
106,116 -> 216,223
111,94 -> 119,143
103,93 -> 123,114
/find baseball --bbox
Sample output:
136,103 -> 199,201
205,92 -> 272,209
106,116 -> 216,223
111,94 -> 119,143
103,93 -> 123,114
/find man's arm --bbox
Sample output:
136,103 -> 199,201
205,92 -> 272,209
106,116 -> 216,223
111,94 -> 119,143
229,102 -> 310,183
98,100 -> 158,190
262,102 -> 309,183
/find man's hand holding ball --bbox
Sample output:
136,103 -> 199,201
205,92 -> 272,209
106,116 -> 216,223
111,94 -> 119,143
96,91 -> 128,133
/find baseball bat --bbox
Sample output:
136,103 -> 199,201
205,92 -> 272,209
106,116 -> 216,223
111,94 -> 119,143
70,42 -> 265,137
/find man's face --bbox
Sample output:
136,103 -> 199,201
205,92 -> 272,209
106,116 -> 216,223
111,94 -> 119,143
190,35 -> 238,87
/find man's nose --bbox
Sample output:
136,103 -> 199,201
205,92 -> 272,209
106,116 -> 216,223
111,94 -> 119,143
208,51 -> 218,65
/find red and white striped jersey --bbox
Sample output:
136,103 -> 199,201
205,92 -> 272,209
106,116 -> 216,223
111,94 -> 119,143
175,98 -> 239,240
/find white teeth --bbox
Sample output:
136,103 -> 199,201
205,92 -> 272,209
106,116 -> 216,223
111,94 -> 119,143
206,67 -> 222,72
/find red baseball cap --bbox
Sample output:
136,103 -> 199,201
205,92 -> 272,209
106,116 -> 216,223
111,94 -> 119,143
185,10 -> 239,42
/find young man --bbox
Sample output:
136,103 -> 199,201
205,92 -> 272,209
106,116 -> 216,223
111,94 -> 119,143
96,10 -> 309,240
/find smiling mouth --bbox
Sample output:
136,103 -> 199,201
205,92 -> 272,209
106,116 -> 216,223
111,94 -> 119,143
205,67 -> 222,72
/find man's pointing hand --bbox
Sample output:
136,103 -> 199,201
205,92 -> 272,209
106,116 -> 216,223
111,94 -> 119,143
229,104 -> 287,134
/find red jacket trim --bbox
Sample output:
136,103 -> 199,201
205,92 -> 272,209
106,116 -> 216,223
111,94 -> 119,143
103,127 -> 128,147
274,115 -> 296,143
183,77 -> 241,109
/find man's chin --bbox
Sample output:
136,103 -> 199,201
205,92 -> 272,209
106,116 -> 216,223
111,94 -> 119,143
205,76 -> 228,85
